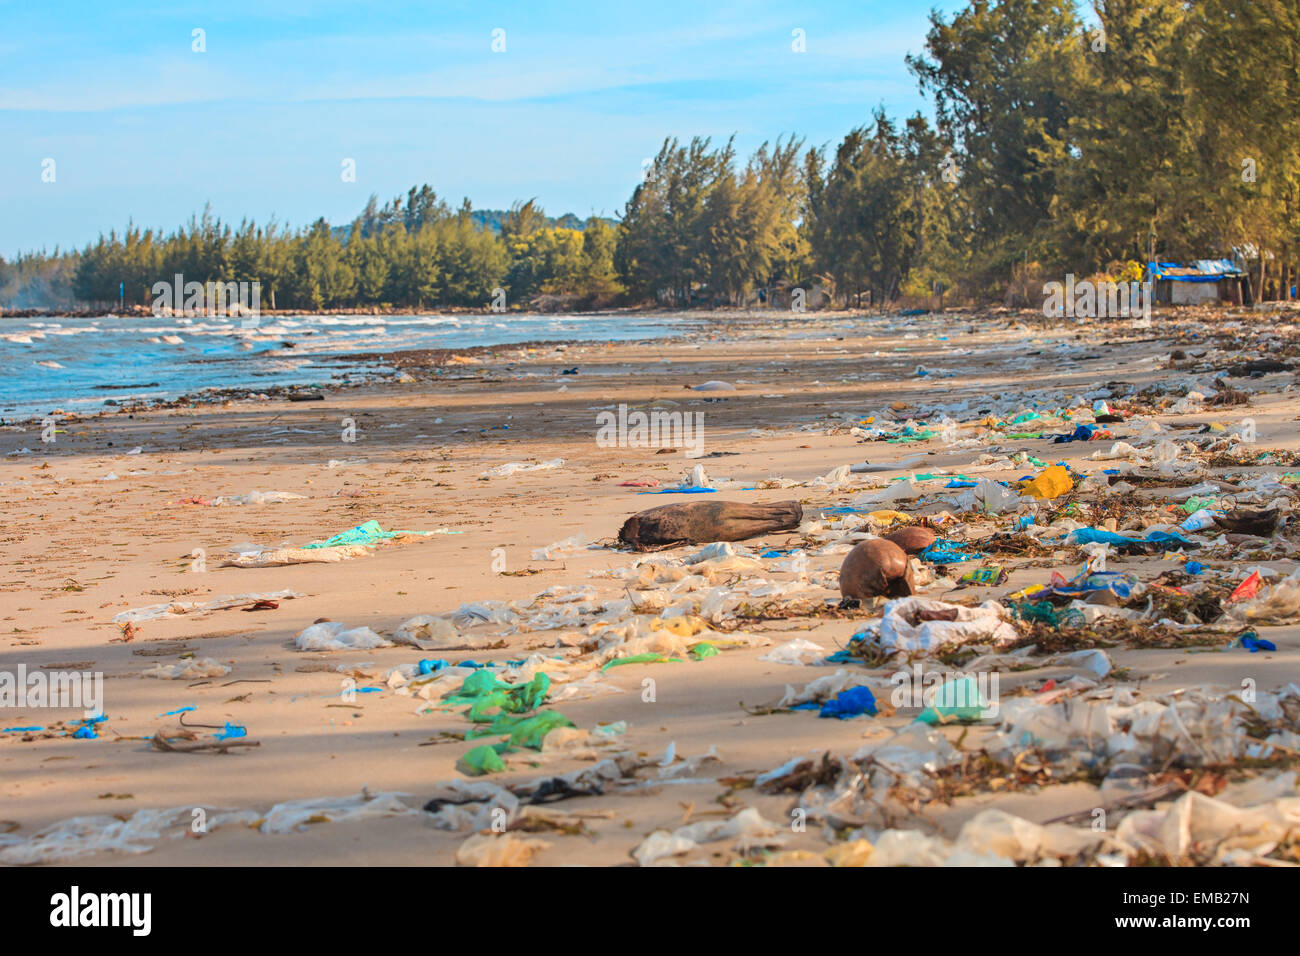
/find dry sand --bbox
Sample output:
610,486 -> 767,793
2,308 -> 1298,866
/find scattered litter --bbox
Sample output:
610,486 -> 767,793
295,622 -> 391,651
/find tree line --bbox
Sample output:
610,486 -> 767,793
4,0 -> 1298,312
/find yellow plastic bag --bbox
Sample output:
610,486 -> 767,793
650,615 -> 708,638
869,509 -> 911,526
1021,465 -> 1072,500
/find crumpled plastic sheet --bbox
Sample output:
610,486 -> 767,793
759,638 -> 827,666
548,671 -> 627,702
807,465 -> 853,489
777,669 -> 892,708
210,490 -> 305,506
423,756 -> 651,831
531,534 -> 594,561
391,614 -> 498,650
633,807 -> 783,866
861,810 -> 1102,867
258,791 -> 416,833
424,779 -> 521,831
1085,439 -> 1205,479
0,807 -> 203,865
1114,791 -> 1300,863
986,683 -> 1300,770
142,657 -> 232,680
1225,569 -> 1300,624
295,621 -> 391,651
965,647 -> 1113,680
944,478 -> 1030,514
0,790 -> 414,864
480,458 -> 564,478
656,742 -> 722,779
221,545 -> 368,567
851,480 -> 924,508
456,832 -> 551,867
114,590 -> 303,624
447,601 -> 519,628
854,722 -> 962,782
857,597 -> 1020,656
756,721 -> 1300,866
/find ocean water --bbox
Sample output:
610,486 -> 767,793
1,311 -> 692,420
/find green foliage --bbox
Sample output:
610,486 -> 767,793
53,188 -> 588,311
617,135 -> 807,306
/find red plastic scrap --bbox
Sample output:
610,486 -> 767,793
1228,571 -> 1261,604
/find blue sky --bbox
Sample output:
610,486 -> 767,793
0,0 -> 968,256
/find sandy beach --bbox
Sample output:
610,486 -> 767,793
3,307 -> 1299,867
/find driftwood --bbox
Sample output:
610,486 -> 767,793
618,499 -> 803,551
1213,506 -> 1281,537
151,728 -> 260,754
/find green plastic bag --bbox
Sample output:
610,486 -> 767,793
304,519 -> 432,549
459,743 -> 507,775
467,710 -> 575,749
916,677 -> 991,724
446,672 -> 551,721
601,653 -> 683,671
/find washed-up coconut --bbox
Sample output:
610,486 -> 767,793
883,526 -> 936,555
839,539 -> 915,603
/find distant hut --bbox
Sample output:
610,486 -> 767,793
1147,260 -> 1248,306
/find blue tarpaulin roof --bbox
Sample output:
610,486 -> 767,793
1148,260 -> 1244,282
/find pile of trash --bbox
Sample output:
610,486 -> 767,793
751,679 -> 1300,866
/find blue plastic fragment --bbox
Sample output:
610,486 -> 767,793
213,722 -> 247,741
1072,528 -> 1194,551
818,686 -> 877,719
1239,633 -> 1277,653
1053,423 -> 1099,443
921,539 -> 986,563
73,714 -> 107,736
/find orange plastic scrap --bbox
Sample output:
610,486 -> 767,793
1020,465 -> 1073,500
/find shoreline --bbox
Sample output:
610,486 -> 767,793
3,303 -> 825,320
0,315 -> 723,425
0,305 -> 1247,427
